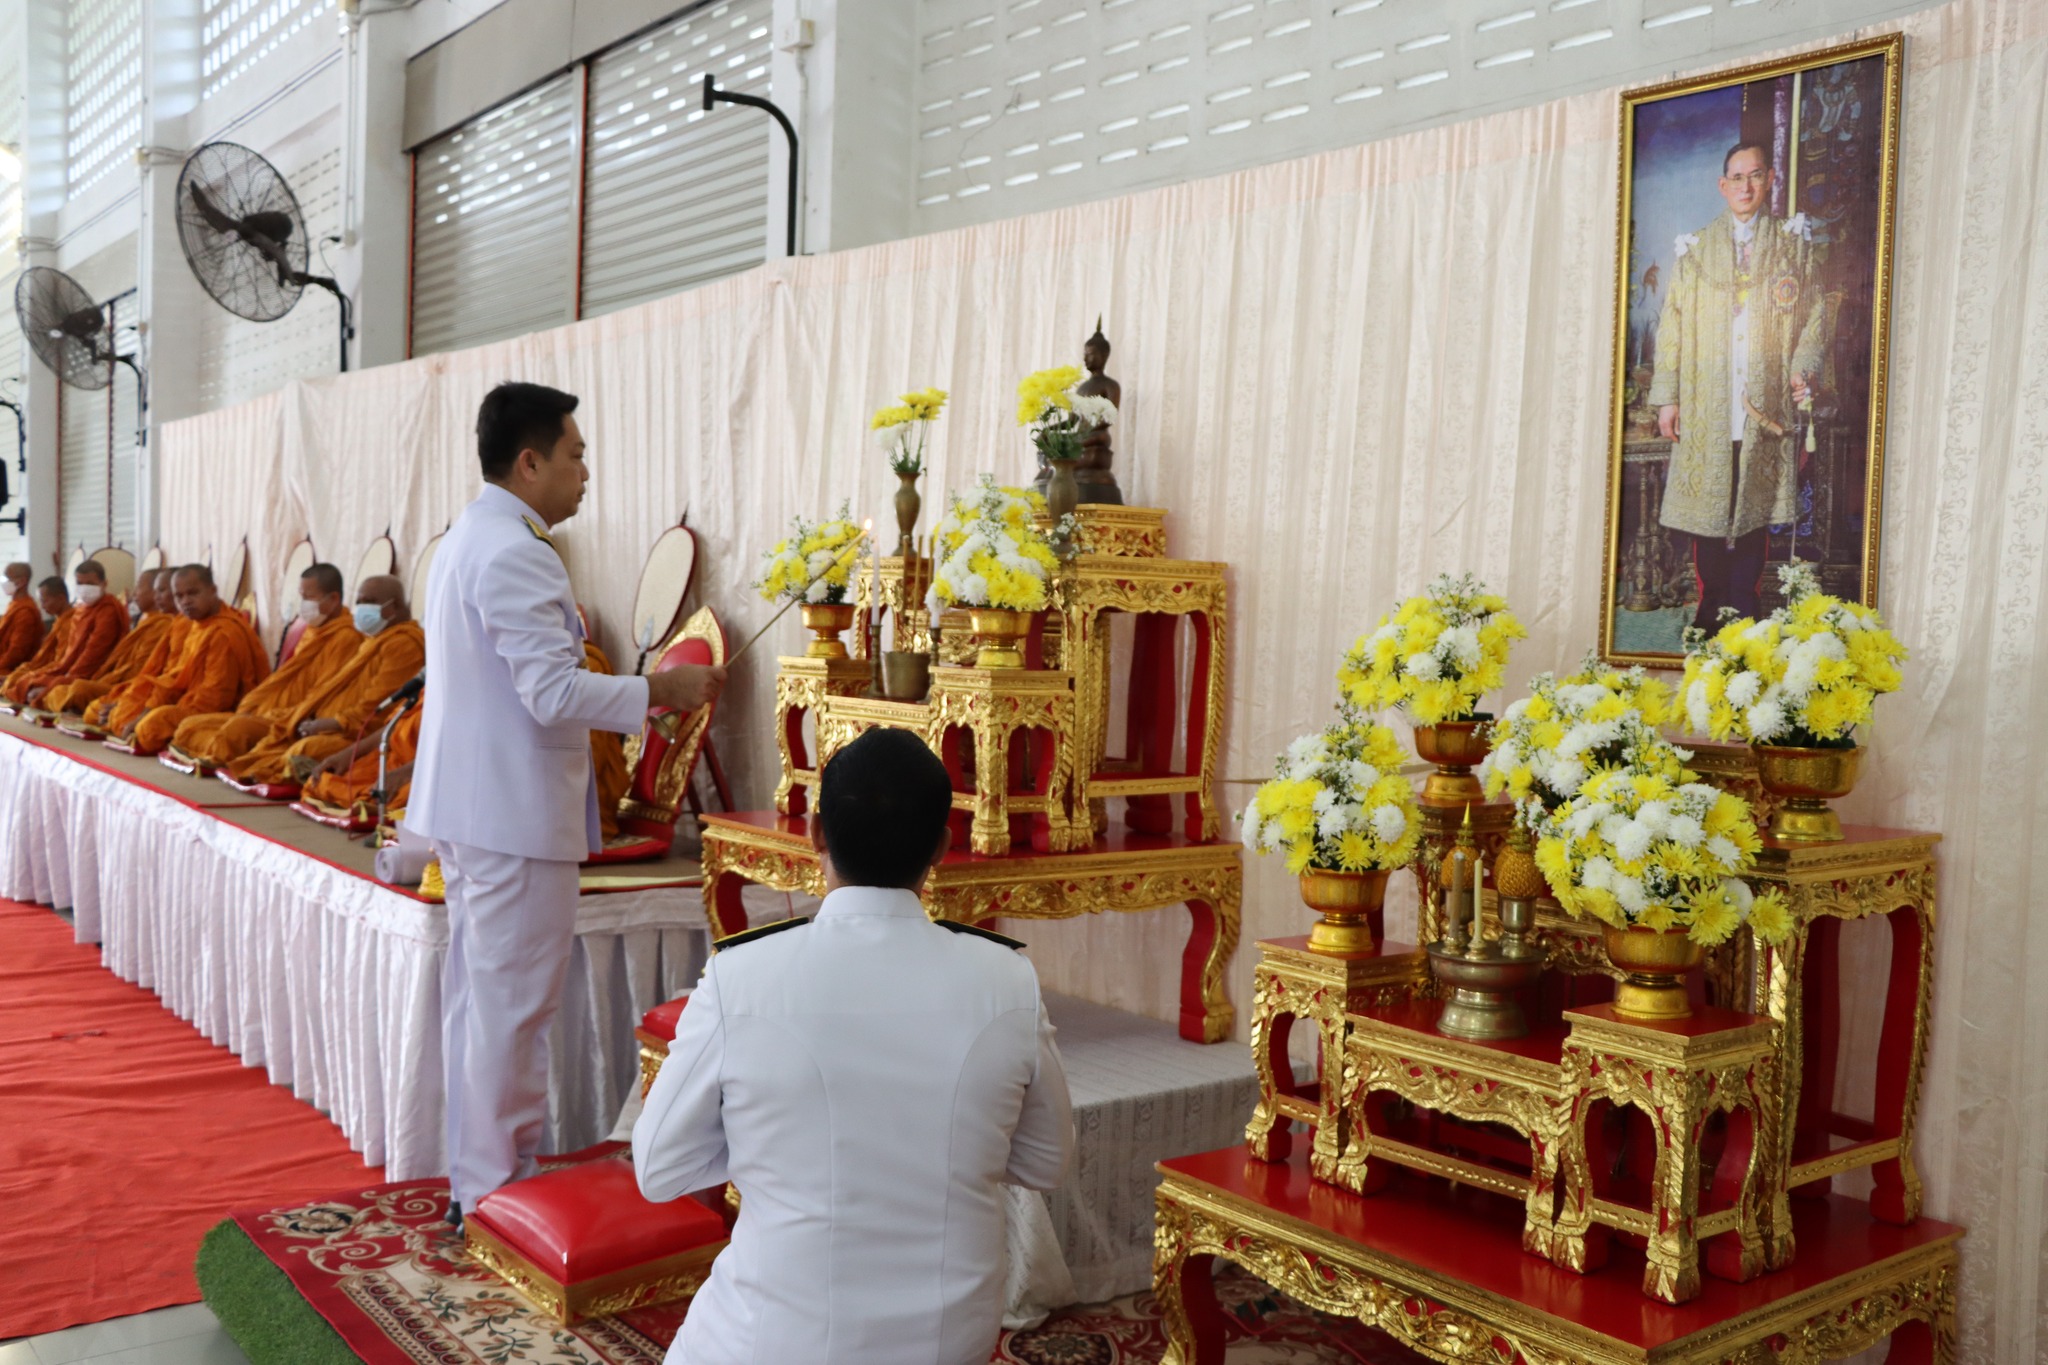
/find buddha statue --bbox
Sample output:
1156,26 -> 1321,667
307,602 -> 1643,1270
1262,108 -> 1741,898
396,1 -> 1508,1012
1035,320 -> 1125,506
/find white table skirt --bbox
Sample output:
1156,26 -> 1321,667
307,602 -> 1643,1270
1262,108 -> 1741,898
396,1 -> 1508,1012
0,732 -> 709,1179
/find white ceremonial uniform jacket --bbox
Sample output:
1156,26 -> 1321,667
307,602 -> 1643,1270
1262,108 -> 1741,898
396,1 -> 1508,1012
407,483 -> 649,862
634,886 -> 1075,1365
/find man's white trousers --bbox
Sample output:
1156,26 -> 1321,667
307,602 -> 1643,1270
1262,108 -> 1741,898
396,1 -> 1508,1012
435,839 -> 581,1211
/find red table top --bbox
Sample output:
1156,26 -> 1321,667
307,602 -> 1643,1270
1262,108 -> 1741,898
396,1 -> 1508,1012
1160,1145 -> 1961,1350
703,809 -> 1236,864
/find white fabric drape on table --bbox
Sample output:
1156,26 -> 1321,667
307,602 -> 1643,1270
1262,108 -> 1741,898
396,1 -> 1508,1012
154,1 -> 2048,1354
0,734 -> 709,1179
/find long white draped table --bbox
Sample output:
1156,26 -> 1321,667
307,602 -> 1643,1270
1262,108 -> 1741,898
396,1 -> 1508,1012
0,721 -> 710,1179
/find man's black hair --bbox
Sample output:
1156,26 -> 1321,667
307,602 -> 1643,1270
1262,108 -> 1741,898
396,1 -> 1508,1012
1723,140 -> 1774,175
38,576 -> 67,597
176,563 -> 215,587
75,559 -> 106,583
477,382 -> 579,482
302,562 -> 345,598
817,728 -> 954,889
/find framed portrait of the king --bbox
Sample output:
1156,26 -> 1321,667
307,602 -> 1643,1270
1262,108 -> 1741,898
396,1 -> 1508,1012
1601,35 -> 1903,666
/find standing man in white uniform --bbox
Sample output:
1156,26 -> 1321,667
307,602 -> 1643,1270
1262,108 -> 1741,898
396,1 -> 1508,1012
635,727 -> 1074,1365
410,381 -> 725,1227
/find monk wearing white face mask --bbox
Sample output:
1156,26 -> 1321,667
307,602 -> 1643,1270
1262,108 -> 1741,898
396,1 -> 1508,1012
4,560 -> 130,708
0,563 -> 41,674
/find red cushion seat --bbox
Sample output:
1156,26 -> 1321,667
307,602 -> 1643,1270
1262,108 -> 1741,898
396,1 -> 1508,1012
639,994 -> 689,1045
473,1160 -> 725,1283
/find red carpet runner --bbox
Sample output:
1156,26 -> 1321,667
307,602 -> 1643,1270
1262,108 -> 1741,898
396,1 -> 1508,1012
0,898 -> 381,1337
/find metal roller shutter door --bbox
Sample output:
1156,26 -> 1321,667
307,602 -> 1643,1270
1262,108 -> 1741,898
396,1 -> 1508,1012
579,0 -> 774,319
410,74 -> 579,357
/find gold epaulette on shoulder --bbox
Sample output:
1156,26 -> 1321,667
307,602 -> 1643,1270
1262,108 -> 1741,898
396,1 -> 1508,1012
712,915 -> 811,952
938,919 -> 1025,950
521,515 -> 556,548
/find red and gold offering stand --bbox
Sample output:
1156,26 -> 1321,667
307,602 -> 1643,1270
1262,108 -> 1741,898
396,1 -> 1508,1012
698,504 -> 1242,1042
1202,814 -> 1961,1356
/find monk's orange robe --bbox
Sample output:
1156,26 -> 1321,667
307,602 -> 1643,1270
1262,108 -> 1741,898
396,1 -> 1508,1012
586,641 -> 631,842
168,611 -> 362,767
76,616 -> 189,723
228,620 -> 426,785
6,594 -> 128,705
2,609 -> 75,700
301,704 -> 424,817
0,594 -> 42,672
110,611 -> 272,753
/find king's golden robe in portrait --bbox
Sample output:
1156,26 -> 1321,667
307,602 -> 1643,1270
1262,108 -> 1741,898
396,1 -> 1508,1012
1645,210 -> 1830,541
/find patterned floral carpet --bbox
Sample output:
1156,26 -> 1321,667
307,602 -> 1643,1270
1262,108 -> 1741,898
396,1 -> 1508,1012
229,1164 -> 1429,1364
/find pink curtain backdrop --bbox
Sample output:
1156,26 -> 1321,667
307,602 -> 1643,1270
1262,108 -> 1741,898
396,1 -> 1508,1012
158,1 -> 2048,1355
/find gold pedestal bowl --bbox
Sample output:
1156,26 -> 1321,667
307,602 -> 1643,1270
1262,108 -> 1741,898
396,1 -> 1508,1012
1300,867 -> 1388,956
1753,743 -> 1863,843
1602,924 -> 1705,1021
1413,719 -> 1491,808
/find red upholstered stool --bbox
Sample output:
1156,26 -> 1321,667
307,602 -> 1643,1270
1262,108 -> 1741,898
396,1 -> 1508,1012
635,994 -> 689,1097
465,1159 -> 727,1323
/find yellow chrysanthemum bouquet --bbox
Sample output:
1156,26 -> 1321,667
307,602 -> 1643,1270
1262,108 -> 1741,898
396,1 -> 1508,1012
931,476 -> 1060,612
1678,562 -> 1906,748
1480,655 -> 1673,820
872,387 -> 948,476
1338,574 -> 1526,726
1016,364 -> 1117,464
1242,708 -> 1422,876
754,503 -> 863,605
1531,736 -> 1792,948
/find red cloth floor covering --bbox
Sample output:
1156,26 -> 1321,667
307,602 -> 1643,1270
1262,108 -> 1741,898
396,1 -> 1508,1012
0,897 -> 382,1338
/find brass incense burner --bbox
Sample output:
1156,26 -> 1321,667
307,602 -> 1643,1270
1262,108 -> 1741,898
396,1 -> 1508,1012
1426,815 -> 1543,1040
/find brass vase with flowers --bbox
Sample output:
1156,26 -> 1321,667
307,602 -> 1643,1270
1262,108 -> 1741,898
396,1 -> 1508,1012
966,607 -> 1033,669
1299,867 -> 1389,955
1243,707 -> 1423,957
1601,924 -> 1705,1020
1752,742 -> 1863,843
799,602 -> 858,658
1412,717 -> 1492,808
873,388 -> 948,555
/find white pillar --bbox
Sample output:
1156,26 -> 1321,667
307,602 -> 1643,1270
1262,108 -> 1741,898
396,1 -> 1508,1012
20,0 -> 67,571
785,0 -> 917,256
340,1 -> 413,368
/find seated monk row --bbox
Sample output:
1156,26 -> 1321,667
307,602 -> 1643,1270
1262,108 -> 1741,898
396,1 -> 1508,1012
1,576 -> 78,702
298,641 -> 630,837
0,562 -> 44,671
80,564 -> 269,753
168,567 -> 424,786
4,559 -> 132,707
42,569 -> 181,716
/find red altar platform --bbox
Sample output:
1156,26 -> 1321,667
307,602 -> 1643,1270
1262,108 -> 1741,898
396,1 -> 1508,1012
1154,1144 -> 1961,1364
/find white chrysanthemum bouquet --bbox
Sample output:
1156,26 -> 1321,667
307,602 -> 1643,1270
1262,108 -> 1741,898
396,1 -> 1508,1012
1532,736 -> 1790,946
931,476 -> 1061,612
1337,573 -> 1525,725
754,503 -> 863,605
1241,708 -> 1422,876
1480,657 -> 1674,820
1679,562 -> 1907,747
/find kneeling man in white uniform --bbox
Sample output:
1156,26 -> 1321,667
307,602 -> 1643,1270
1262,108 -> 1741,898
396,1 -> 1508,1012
635,727 -> 1075,1365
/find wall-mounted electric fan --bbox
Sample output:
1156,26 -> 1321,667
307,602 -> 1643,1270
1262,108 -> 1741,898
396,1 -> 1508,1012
15,266 -> 150,544
175,141 -> 355,371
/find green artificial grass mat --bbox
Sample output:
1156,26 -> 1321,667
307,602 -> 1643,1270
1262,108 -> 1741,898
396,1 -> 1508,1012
195,1219 -> 362,1365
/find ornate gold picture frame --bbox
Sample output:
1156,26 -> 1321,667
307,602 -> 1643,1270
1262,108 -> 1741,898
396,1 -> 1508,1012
1601,34 -> 1903,667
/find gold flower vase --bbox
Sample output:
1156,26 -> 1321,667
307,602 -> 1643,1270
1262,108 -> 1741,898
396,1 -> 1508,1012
799,602 -> 858,658
1412,719 -> 1491,808
1753,743 -> 1863,843
1301,867 -> 1389,956
1602,924 -> 1704,1021
967,606 -> 1033,669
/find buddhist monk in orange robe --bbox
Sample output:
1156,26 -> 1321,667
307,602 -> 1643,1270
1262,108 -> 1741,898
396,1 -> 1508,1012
2,578 -> 74,701
167,563 -> 362,770
299,644 -> 629,838
216,576 -> 425,786
0,563 -> 42,672
57,570 -> 181,718
8,559 -> 129,707
103,564 -> 271,754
